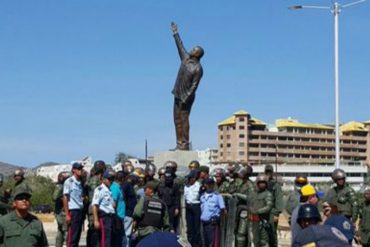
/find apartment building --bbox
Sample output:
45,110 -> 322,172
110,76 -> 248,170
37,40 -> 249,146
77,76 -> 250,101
217,110 -> 370,166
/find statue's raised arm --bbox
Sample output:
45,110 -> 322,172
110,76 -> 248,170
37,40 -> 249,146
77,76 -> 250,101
171,22 -> 188,61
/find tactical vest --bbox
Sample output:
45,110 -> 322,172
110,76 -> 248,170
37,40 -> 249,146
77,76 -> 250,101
138,197 -> 165,229
250,191 -> 270,219
326,186 -> 354,216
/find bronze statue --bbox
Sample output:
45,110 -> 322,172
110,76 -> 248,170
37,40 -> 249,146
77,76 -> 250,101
171,22 -> 204,151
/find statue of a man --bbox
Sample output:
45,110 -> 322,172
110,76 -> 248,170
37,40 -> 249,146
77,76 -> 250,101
171,22 -> 204,151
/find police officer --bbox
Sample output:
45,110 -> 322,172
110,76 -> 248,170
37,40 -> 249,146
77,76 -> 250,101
0,173 -> 11,216
184,170 -> 201,247
157,170 -> 181,231
53,171 -> 71,247
323,168 -> 358,223
286,174 -> 308,216
248,174 -> 273,247
200,178 -> 226,247
133,182 -> 170,242
11,169 -> 32,199
234,165 -> 255,247
213,168 -> 229,194
63,162 -> 85,247
87,160 -> 106,247
358,186 -> 370,246
264,164 -> 283,247
92,170 -> 116,247
0,187 -> 48,246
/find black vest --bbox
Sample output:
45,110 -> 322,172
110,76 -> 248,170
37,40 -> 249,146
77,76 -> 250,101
138,197 -> 165,229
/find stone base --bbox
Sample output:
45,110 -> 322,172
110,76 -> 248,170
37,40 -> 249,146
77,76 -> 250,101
153,150 -> 199,174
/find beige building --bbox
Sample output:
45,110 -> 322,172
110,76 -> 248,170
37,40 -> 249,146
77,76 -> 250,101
217,110 -> 370,166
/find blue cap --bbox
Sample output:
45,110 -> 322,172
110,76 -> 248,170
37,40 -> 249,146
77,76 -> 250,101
324,215 -> 354,243
103,170 -> 115,179
293,225 -> 351,247
204,178 -> 215,185
72,162 -> 84,169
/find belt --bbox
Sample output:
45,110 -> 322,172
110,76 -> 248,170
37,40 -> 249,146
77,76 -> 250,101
248,213 -> 260,222
99,210 -> 115,217
186,202 -> 200,205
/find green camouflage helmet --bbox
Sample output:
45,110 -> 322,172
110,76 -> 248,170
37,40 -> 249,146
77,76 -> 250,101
93,160 -> 106,174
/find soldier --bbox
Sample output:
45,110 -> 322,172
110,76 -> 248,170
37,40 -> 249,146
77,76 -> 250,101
323,168 -> 358,223
184,170 -> 201,247
286,174 -> 308,216
0,174 -> 11,216
86,160 -> 106,247
53,171 -> 71,247
133,182 -> 170,242
358,186 -> 370,246
248,174 -> 273,247
11,169 -> 32,199
200,178 -> 226,247
234,165 -> 255,247
226,163 -> 243,194
157,170 -> 181,232
213,168 -> 229,194
198,165 -> 210,195
0,187 -> 48,246
145,163 -> 159,188
92,170 -> 116,247
157,167 -> 166,184
264,164 -> 283,247
63,162 -> 85,247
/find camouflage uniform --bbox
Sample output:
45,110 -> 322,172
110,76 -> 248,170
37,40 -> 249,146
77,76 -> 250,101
11,180 -> 32,199
0,187 -> 11,216
324,183 -> 358,222
52,183 -> 67,247
249,178 -> 273,247
214,180 -> 230,194
86,175 -> 101,247
359,191 -> 370,246
267,177 -> 283,247
286,187 -> 300,216
228,178 -> 243,195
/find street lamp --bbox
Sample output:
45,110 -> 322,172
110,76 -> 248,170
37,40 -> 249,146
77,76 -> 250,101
289,0 -> 366,169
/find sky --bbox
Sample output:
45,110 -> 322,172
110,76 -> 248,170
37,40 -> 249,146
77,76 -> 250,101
0,1 -> 369,167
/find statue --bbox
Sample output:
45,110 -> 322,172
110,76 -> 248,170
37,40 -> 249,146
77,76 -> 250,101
171,22 -> 204,151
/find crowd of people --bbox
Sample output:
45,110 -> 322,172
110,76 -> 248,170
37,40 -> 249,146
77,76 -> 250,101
0,160 -> 369,247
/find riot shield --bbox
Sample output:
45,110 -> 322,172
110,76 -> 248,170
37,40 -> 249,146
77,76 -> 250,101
224,196 -> 237,247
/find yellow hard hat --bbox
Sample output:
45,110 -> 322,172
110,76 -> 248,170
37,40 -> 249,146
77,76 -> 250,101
300,184 -> 316,196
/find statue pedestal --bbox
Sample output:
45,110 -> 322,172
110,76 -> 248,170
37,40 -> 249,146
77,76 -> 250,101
153,150 -> 198,173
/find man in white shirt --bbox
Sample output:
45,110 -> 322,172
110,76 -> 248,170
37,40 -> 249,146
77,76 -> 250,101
184,170 -> 201,247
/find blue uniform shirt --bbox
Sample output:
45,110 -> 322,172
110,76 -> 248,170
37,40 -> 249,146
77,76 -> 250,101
110,182 -> 126,219
200,191 -> 225,221
92,183 -> 115,214
63,176 -> 84,210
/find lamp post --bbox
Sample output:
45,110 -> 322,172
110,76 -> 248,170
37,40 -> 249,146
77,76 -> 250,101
289,0 -> 366,169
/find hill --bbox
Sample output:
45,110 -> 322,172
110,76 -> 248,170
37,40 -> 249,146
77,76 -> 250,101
0,161 -> 25,177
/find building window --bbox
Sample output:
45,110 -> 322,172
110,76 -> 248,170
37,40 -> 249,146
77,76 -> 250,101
239,117 -> 245,122
239,142 -> 245,147
239,134 -> 245,138
226,135 -> 231,139
239,125 -> 245,130
220,135 -> 223,140
220,144 -> 223,148
227,143 -> 231,148
239,151 -> 245,156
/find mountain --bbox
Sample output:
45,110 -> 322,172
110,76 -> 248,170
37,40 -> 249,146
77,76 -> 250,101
0,161 -> 25,177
